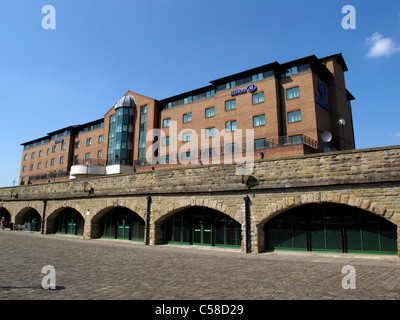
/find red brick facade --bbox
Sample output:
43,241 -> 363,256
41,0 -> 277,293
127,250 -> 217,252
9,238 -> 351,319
20,53 -> 355,184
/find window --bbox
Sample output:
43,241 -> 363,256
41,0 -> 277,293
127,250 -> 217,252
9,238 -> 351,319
163,118 -> 171,128
288,110 -> 302,123
207,148 -> 215,157
85,153 -> 91,160
283,66 -> 298,78
254,138 -> 267,150
225,99 -> 236,111
183,113 -> 192,123
181,151 -> 191,160
182,132 -> 191,142
162,155 -> 170,164
289,135 -> 303,145
205,107 -> 215,118
24,154 -> 28,161
52,146 -> 56,152
205,127 -> 215,138
252,92 -> 265,104
225,143 -> 238,154
22,165 -> 26,172
75,141 -> 80,148
74,155 -> 79,164
86,138 -> 92,146
98,135 -> 103,143
253,114 -> 266,127
37,163 -> 42,169
39,151 -> 43,157
60,157 -> 64,164
97,150 -> 102,158
286,87 -> 300,100
162,136 -> 170,146
29,164 -> 34,170
225,120 -> 237,132
31,152 -> 35,159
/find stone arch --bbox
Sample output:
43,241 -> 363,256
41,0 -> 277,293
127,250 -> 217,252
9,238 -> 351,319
45,206 -> 85,235
14,207 -> 42,231
153,199 -> 243,249
0,207 -> 11,228
90,205 -> 145,240
154,197 -> 240,226
258,192 -> 398,228
256,193 -> 399,254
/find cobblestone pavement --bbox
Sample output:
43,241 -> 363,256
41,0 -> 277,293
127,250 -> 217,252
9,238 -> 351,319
0,231 -> 399,300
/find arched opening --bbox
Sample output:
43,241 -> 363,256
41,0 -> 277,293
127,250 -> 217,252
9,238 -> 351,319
15,208 -> 42,231
53,207 -> 84,236
0,208 -> 11,229
264,203 -> 398,255
162,206 -> 242,248
97,206 -> 145,241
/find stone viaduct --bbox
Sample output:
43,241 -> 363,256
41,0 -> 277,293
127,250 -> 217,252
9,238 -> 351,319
1,146 -> 399,256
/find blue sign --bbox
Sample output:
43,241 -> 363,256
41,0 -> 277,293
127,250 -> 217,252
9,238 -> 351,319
247,84 -> 257,93
55,138 -> 64,144
230,84 -> 257,96
317,81 -> 327,97
315,94 -> 331,112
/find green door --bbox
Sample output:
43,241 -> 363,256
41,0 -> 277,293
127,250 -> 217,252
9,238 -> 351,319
67,216 -> 77,235
117,214 -> 130,239
193,215 -> 212,245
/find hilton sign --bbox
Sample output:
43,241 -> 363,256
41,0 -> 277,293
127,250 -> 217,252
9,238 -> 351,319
231,84 -> 257,96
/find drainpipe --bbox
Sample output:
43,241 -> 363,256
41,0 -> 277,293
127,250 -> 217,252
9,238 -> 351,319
41,199 -> 47,235
244,195 -> 251,253
146,196 -> 152,245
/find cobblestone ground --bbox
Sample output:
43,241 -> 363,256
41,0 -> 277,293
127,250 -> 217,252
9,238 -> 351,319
0,231 -> 399,300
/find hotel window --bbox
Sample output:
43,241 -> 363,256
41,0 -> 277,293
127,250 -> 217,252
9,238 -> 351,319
205,107 -> 215,118
75,141 -> 80,148
37,163 -> 41,169
162,136 -> 170,146
162,155 -> 170,164
52,146 -> 56,152
183,113 -> 192,123
45,161 -> 48,168
288,110 -> 302,123
286,87 -> 300,100
252,92 -> 265,105
205,127 -> 215,138
207,148 -> 215,157
61,143 -> 66,150
85,153 -> 91,160
24,154 -> 28,161
225,120 -> 237,132
254,138 -> 267,150
86,138 -> 92,146
60,157 -> 64,164
31,152 -> 35,159
289,134 -> 303,145
97,150 -> 102,158
181,151 -> 191,160
225,142 -> 238,154
29,164 -> 34,170
39,151 -> 43,157
74,155 -> 79,165
163,118 -> 171,128
182,132 -> 191,142
98,135 -> 103,143
50,158 -> 55,165
225,99 -> 236,111
283,66 -> 298,78
22,165 -> 26,172
253,114 -> 266,127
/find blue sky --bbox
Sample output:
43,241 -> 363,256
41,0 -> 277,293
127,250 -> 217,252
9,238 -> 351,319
0,0 -> 399,187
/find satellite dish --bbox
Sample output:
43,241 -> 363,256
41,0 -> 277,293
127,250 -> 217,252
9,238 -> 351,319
322,131 -> 332,143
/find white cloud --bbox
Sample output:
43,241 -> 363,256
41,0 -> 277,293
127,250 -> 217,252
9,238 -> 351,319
395,133 -> 400,137
365,32 -> 400,58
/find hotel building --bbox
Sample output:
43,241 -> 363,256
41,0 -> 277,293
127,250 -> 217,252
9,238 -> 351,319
20,53 -> 355,185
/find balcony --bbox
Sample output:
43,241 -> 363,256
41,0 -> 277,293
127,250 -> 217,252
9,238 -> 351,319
70,159 -> 107,179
